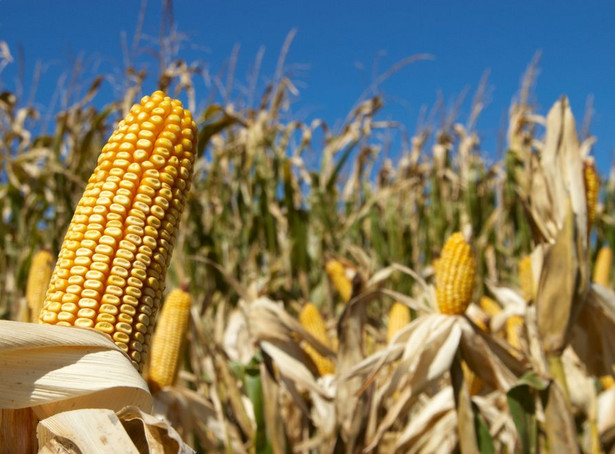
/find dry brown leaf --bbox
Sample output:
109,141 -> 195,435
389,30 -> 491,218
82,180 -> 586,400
393,387 -> 454,451
536,203 -> 586,355
571,284 -> 615,377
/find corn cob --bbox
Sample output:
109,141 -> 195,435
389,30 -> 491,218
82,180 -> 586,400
26,249 -> 55,322
325,259 -> 354,303
593,246 -> 612,287
435,232 -> 476,315
518,255 -> 534,302
583,158 -> 599,231
147,287 -> 192,390
386,302 -> 411,342
299,303 -> 334,375
39,91 -> 197,371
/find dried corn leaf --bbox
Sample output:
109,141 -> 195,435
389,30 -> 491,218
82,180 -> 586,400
598,388 -> 615,443
37,408 -> 139,454
0,321 -> 151,419
570,284 -> 615,377
37,406 -> 193,454
117,406 -> 194,453
394,387 -> 455,451
536,203 -> 586,355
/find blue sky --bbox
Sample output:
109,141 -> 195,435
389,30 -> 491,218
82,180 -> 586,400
1,1 -> 614,174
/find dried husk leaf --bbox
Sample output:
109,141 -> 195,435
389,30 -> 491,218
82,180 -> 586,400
37,408 -> 139,454
598,388 -> 615,444
37,406 -> 193,454
451,352 -> 480,454
0,320 -> 151,419
535,203 -> 587,355
0,407 -> 38,453
335,294 -> 371,453
458,317 -> 525,391
117,406 -> 194,453
570,284 -> 615,377
393,387 -> 455,452
543,382 -> 581,453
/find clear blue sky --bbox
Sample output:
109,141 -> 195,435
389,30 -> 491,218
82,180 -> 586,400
1,1 -> 614,174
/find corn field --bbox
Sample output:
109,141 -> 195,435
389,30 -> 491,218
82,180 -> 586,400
0,28 -> 615,454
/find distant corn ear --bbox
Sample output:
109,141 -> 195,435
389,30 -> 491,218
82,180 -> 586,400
147,287 -> 192,390
479,296 -> 501,318
583,158 -> 599,231
518,255 -> 534,302
593,246 -> 612,287
435,232 -> 476,315
600,375 -> 614,390
506,315 -> 524,351
26,250 -> 55,322
299,303 -> 334,376
39,91 -> 197,371
471,296 -> 502,332
325,259 -> 353,303
387,302 -> 411,342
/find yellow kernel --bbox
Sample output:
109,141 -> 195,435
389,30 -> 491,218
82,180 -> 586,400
57,312 -> 76,323
95,322 -> 114,334
75,318 -> 94,328
79,298 -> 99,309
113,332 -> 131,344
81,289 -> 101,300
108,275 -> 126,287
106,285 -> 124,297
77,308 -> 97,319
100,304 -> 119,315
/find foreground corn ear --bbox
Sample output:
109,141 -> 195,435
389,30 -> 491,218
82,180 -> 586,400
325,259 -> 354,303
386,302 -> 411,342
39,91 -> 197,371
583,157 -> 599,231
518,255 -> 534,302
26,249 -> 55,322
147,287 -> 192,390
435,232 -> 476,315
593,246 -> 612,287
299,303 -> 334,375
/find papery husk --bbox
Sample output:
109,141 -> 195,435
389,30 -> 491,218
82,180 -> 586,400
570,284 -> 615,378
0,320 -> 151,419
37,406 -> 193,454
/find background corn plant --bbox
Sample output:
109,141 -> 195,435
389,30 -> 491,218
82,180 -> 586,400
1,20 -> 615,454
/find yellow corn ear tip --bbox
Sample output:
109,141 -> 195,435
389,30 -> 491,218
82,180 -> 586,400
478,296 -> 501,318
518,255 -> 534,302
39,91 -> 198,371
599,375 -> 614,390
386,302 -> 411,342
26,249 -> 55,322
435,232 -> 476,315
148,288 -> 192,390
506,315 -> 524,351
593,246 -> 612,287
583,158 -> 599,230
325,259 -> 353,303
299,303 -> 334,376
